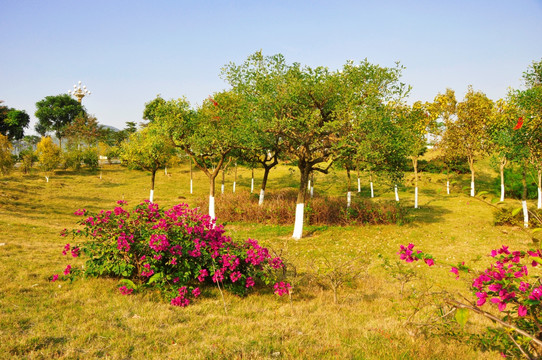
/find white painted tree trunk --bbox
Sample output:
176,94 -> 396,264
522,200 -> 529,228
149,189 -> 154,203
500,183 -> 505,202
414,187 -> 418,209
221,183 -> 224,194
446,181 -> 450,195
357,178 -> 361,192
394,185 -> 399,202
233,182 -> 236,193
258,189 -> 265,205
251,178 -> 254,193
538,187 -> 541,209
470,181 -> 475,197
45,176 -> 49,183
292,203 -> 304,240
165,166 -> 167,175
209,195 -> 215,220
370,182 -> 374,198
308,180 -> 311,191
347,191 -> 351,207
310,185 -> 314,198
190,179 -> 193,194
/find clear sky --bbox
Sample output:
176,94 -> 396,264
1,0 -> 541,133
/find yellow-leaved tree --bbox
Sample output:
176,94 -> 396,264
36,136 -> 61,182
0,133 -> 14,176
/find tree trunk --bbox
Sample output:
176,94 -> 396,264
500,157 -> 507,202
293,159 -> 310,239
468,156 -> 475,197
310,173 -> 314,198
395,185 -> 399,202
346,167 -> 351,207
150,169 -> 156,203
190,157 -> 193,194
537,169 -> 541,209
233,163 -> 237,193
522,167 -> 529,228
209,174 -> 217,220
369,171 -> 374,198
413,156 -> 418,209
357,167 -> 361,192
221,168 -> 225,194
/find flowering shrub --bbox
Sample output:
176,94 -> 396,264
53,201 -> 289,307
398,243 -> 542,357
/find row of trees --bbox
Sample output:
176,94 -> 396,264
124,53 -> 541,239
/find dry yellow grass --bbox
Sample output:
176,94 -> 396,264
0,161 -> 535,359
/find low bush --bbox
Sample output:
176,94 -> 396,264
53,201 -> 288,306
197,190 -> 406,226
493,206 -> 542,227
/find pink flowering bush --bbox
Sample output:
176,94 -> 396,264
398,243 -> 542,357
53,201 -> 288,307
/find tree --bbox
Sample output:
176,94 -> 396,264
35,94 -> 86,149
516,59 -> 542,210
36,137 -> 61,182
442,87 -> 494,197
144,91 -> 250,220
431,88 -> 459,194
0,133 -> 14,176
224,53 -> 408,239
0,102 -> 30,141
64,113 -> 102,148
398,101 -> 435,208
120,127 -> 175,202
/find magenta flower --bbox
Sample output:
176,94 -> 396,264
71,246 -> 80,258
273,282 -> 292,296
51,274 -> 59,282
192,287 -> 201,298
118,285 -> 133,295
62,243 -> 70,256
245,277 -> 255,288
518,305 -> 528,317
230,271 -> 242,283
197,269 -> 209,282
63,265 -> 72,275
424,258 -> 434,266
450,267 -> 459,278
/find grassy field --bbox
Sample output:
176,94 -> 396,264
0,159 -> 537,359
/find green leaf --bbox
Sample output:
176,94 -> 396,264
532,228 -> 542,234
148,273 -> 163,284
491,197 -> 500,204
477,191 -> 489,197
462,186 -> 470,191
455,308 -> 469,327
511,207 -> 522,216
118,279 -> 136,289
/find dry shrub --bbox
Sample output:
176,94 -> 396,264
197,190 -> 405,226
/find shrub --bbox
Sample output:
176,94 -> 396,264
63,148 -> 83,170
493,207 -> 542,227
19,149 -> 37,174
82,147 -> 99,170
53,201 -> 287,306
196,190 -> 405,226
491,168 -> 538,200
398,243 -> 542,358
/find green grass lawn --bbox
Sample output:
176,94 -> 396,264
0,160 -> 537,359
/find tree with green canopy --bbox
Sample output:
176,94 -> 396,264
0,101 -> 30,141
120,127 -> 175,203
144,91 -> 251,220
397,101 -> 435,208
515,59 -> 542,210
224,53 -> 408,239
441,87 -> 494,197
35,94 -> 86,149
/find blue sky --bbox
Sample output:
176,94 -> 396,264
1,0 -> 541,133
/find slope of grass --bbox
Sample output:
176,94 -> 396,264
0,161 -> 536,359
